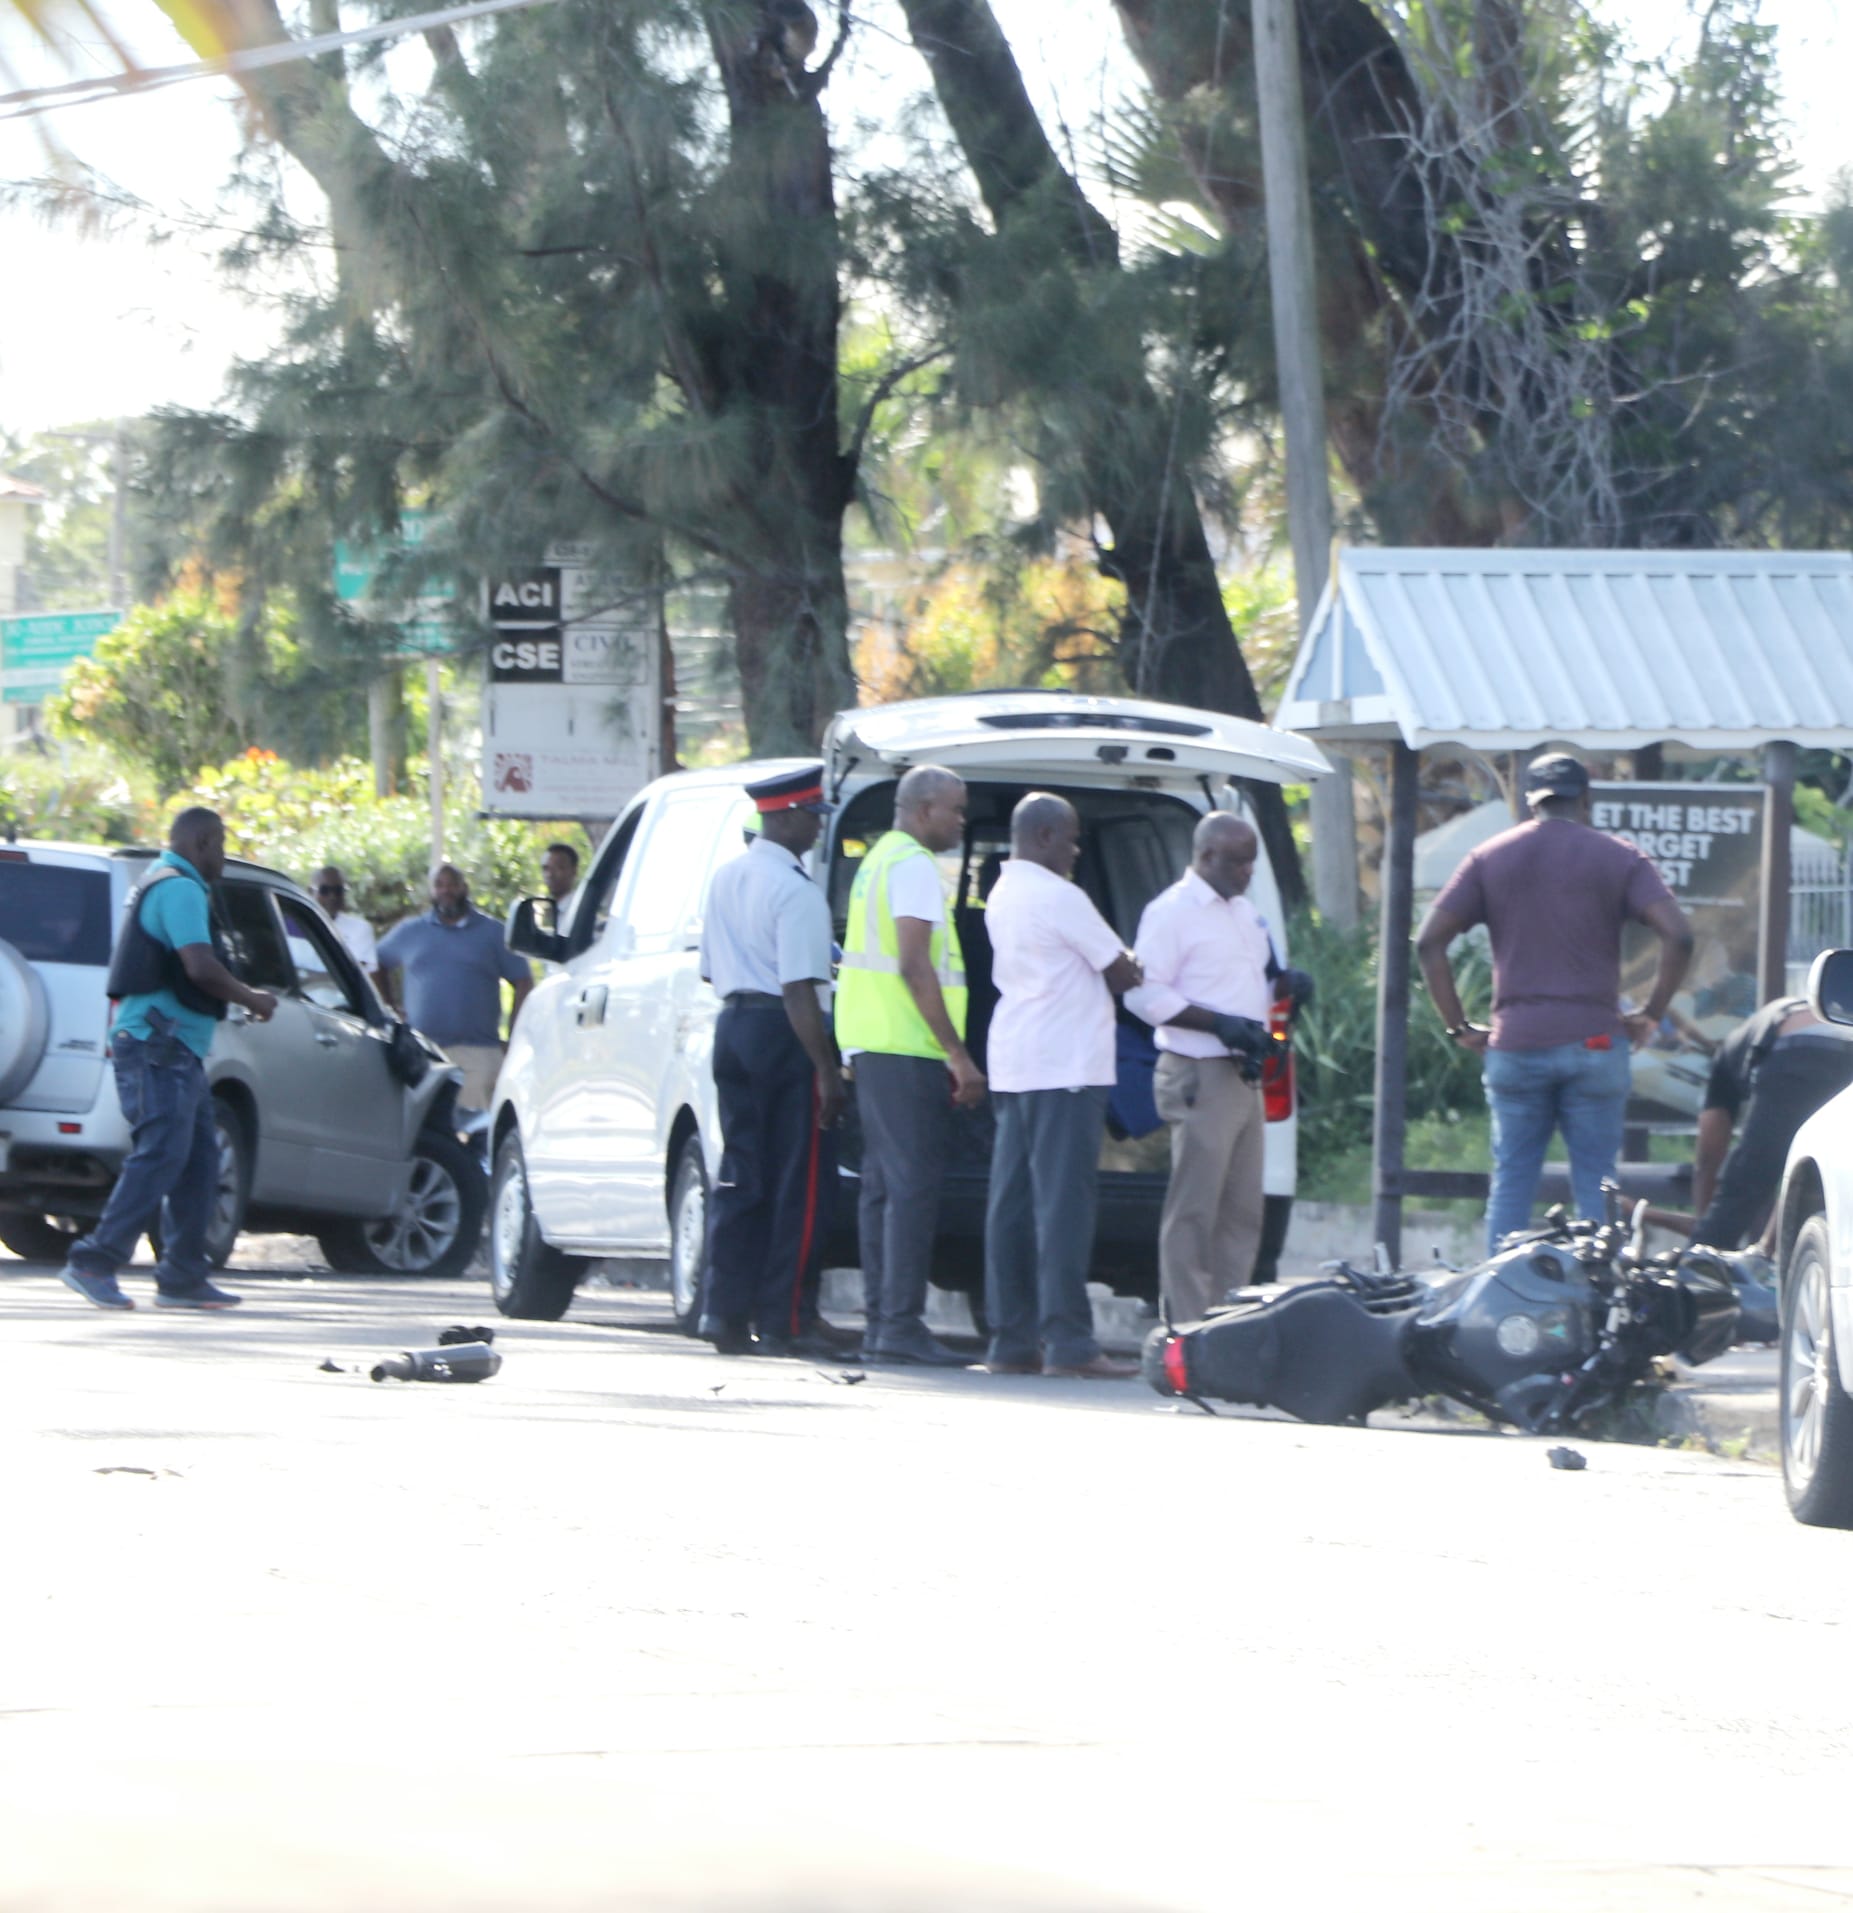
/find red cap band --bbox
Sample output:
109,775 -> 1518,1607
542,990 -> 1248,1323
754,781 -> 823,812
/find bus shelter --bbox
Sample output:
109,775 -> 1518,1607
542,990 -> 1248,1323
1275,546 -> 1853,1262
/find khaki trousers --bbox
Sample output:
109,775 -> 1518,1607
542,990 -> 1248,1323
1153,1052 -> 1265,1325
447,1043 -> 505,1115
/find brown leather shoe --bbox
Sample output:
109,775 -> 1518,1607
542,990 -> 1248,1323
1045,1353 -> 1139,1380
980,1359 -> 1042,1376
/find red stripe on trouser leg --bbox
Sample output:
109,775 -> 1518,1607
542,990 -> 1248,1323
791,1079 -> 821,1335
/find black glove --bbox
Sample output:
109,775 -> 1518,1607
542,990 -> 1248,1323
1275,966 -> 1315,1017
1212,1013 -> 1271,1080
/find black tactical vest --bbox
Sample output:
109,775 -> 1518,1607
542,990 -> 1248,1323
105,864 -> 230,1021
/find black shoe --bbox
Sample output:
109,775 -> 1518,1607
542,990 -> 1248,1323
756,1331 -> 841,1361
801,1316 -> 862,1352
867,1338 -> 971,1369
701,1313 -> 754,1356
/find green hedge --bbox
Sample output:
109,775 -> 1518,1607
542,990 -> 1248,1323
1289,910 -> 1493,1196
170,751 -> 592,932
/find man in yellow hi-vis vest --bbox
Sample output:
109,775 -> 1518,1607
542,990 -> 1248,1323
836,765 -> 986,1366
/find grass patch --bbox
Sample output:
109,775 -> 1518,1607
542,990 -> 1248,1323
1300,1110 -> 1492,1209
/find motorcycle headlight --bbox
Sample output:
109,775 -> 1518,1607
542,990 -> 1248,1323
1495,1313 -> 1544,1359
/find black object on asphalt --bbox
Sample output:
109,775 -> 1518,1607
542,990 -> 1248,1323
369,1343 -> 503,1384
436,1324 -> 497,1347
1547,1446 -> 1588,1471
318,1359 -> 347,1373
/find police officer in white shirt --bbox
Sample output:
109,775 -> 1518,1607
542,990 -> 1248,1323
1126,813 -> 1311,1325
980,793 -> 1145,1379
698,764 -> 847,1359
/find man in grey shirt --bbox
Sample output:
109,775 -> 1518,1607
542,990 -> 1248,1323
378,863 -> 533,1113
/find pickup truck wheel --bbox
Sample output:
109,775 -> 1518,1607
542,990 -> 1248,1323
668,1135 -> 709,1334
0,1211 -> 83,1263
318,1130 -> 488,1281
1781,1216 -> 1853,1528
489,1133 -> 580,1320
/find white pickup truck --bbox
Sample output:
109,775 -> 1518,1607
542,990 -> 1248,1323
485,691 -> 1329,1327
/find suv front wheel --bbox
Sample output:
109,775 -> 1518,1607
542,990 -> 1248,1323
489,1132 -> 581,1320
668,1134 -> 708,1334
319,1129 -> 488,1281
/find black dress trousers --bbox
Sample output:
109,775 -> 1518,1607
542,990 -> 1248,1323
704,1002 -> 836,1338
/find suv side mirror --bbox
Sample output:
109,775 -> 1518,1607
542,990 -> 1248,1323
507,896 -> 568,964
1809,948 -> 1853,1026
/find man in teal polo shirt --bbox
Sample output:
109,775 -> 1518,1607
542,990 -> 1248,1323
60,808 -> 279,1312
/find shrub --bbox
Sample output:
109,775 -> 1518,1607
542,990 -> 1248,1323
0,742 -> 159,845
169,751 -> 591,930
1289,909 -> 1493,1195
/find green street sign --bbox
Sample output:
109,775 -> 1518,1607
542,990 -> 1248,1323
0,608 -> 121,705
333,508 -> 452,653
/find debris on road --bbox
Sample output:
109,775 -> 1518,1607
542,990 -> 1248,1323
817,1369 -> 866,1386
369,1343 -> 502,1384
436,1324 -> 497,1347
1548,1445 -> 1589,1471
317,1359 -> 347,1374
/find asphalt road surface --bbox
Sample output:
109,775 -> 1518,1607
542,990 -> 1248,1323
0,1241 -> 1846,1912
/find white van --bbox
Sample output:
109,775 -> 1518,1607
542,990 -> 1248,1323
486,692 -> 1329,1326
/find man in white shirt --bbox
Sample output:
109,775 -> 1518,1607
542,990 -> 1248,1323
981,794 -> 1144,1378
1126,814 -> 1280,1326
312,867 -> 380,980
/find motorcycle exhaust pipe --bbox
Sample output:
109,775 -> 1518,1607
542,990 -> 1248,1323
370,1342 -> 503,1384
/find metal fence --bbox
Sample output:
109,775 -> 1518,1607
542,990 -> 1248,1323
1790,848 -> 1853,994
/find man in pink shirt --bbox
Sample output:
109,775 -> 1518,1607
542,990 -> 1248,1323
981,794 -> 1145,1378
1127,814 -> 1287,1325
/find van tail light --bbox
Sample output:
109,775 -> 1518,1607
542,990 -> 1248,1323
1262,998 -> 1295,1123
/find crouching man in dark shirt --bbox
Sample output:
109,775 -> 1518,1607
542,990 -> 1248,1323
1693,998 -> 1853,1250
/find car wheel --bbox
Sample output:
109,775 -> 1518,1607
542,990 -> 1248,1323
318,1130 -> 489,1281
489,1132 -> 581,1320
668,1134 -> 709,1334
0,1211 -> 84,1264
0,940 -> 50,1104
153,1100 -> 251,1270
1781,1215 -> 1853,1528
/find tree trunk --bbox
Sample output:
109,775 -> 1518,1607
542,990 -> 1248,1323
896,0 -> 1304,902
707,4 -> 857,756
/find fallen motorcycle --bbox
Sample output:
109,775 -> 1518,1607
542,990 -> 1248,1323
1143,1184 -> 1744,1434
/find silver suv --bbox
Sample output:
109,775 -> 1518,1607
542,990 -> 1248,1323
0,841 -> 486,1277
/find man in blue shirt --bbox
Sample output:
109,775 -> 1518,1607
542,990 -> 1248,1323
377,863 -> 533,1113
61,808 -> 279,1311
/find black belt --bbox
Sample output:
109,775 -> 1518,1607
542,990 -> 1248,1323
723,990 -> 785,1009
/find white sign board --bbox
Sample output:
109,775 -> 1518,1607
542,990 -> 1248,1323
481,544 -> 661,817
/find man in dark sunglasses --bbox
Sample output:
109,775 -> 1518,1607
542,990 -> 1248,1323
312,865 -> 381,980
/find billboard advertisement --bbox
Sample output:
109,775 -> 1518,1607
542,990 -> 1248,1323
1589,782 -> 1767,1124
481,544 -> 661,818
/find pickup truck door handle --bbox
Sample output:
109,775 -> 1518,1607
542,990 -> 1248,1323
575,985 -> 609,1027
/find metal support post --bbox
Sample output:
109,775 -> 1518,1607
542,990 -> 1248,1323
1760,739 -> 1797,1004
1371,740 -> 1420,1265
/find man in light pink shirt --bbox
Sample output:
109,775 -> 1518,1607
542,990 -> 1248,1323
1127,813 -> 1286,1325
981,794 -> 1145,1378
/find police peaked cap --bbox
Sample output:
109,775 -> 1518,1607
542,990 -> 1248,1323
746,765 -> 832,814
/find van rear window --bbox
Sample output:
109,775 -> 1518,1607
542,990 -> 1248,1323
0,864 -> 112,965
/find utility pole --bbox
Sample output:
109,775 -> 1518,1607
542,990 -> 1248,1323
1252,0 -> 1359,928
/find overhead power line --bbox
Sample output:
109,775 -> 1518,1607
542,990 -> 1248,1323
0,0 -> 562,123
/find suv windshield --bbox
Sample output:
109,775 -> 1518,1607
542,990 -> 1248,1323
0,862 -> 111,964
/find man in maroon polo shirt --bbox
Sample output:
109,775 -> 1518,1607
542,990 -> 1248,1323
1416,753 -> 1695,1249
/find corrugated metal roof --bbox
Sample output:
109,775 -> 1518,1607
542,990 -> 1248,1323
1275,546 -> 1853,751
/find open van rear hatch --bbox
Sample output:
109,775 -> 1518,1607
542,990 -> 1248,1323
823,692 -> 1330,792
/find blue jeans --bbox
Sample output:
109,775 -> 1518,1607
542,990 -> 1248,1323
1482,1041 -> 1632,1251
70,1021 -> 219,1289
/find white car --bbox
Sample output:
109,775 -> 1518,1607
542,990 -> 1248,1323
1775,947 -> 1853,1525
485,691 -> 1328,1327
0,841 -> 486,1278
